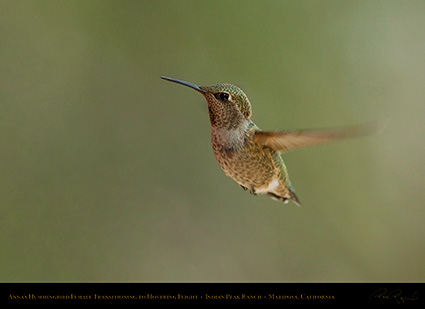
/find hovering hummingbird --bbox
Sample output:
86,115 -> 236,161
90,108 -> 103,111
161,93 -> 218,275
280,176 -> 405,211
161,76 -> 383,206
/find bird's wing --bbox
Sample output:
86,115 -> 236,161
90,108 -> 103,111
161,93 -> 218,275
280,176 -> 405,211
253,121 -> 387,152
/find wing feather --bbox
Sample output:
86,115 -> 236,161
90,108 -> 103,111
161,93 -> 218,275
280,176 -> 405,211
253,121 -> 386,152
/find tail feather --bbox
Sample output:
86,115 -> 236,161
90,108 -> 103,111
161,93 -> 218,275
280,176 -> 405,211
267,191 -> 302,207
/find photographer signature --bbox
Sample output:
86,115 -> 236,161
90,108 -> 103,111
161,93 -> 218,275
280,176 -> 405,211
369,288 -> 419,304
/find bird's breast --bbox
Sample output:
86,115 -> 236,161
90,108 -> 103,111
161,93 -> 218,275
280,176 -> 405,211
210,126 -> 251,159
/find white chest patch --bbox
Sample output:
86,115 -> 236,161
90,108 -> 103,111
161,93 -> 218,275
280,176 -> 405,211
256,178 -> 280,194
267,178 -> 280,191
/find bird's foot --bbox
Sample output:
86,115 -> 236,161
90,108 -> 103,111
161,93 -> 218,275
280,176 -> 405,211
240,185 -> 257,196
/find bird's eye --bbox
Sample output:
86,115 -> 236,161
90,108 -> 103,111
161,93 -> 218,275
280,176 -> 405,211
215,92 -> 230,101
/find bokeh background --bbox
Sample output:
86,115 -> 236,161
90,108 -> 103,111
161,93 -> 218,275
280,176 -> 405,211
1,0 -> 425,282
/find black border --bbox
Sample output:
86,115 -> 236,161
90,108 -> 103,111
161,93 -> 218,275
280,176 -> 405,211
3,283 -> 424,305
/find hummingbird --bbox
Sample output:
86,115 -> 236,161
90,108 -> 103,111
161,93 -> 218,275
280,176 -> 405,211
161,76 -> 383,206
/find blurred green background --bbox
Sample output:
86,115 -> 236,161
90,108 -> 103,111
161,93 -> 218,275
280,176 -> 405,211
1,0 -> 425,282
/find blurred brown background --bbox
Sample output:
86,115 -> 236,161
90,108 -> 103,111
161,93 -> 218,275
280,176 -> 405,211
1,0 -> 424,282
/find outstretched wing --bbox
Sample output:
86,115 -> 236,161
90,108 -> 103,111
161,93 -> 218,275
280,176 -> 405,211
253,121 -> 387,152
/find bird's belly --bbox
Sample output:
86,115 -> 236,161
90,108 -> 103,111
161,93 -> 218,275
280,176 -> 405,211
213,146 -> 276,190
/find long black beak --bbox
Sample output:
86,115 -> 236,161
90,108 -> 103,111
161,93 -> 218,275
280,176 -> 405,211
161,76 -> 207,93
